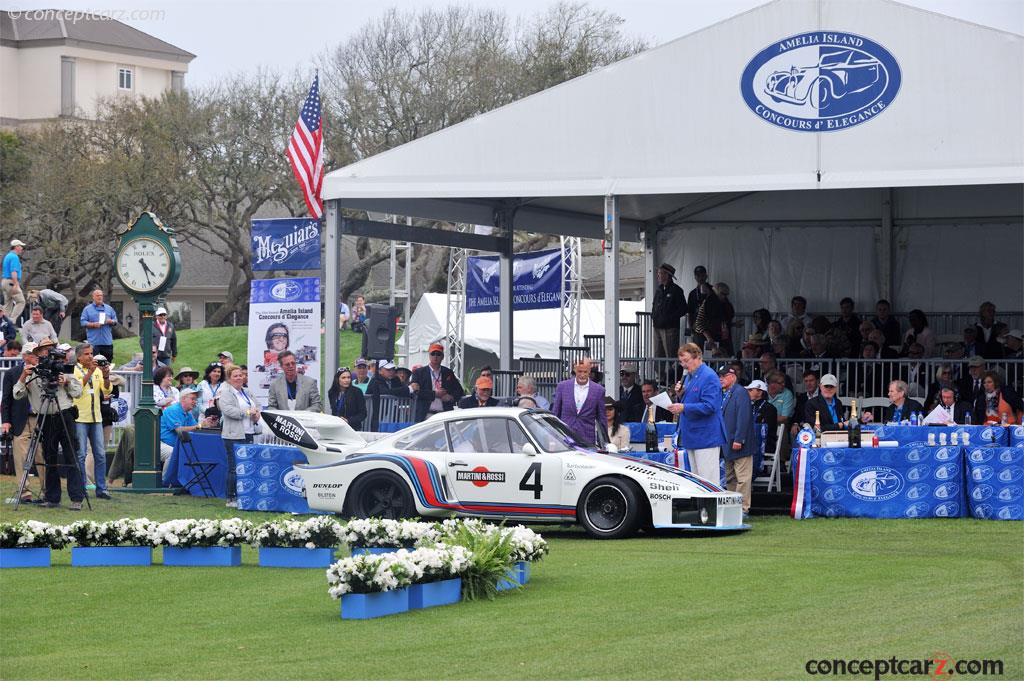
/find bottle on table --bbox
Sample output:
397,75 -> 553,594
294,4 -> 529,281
848,399 -> 861,448
645,406 -> 658,453
964,412 -> 972,426
813,411 -> 823,448
1001,411 -> 1009,427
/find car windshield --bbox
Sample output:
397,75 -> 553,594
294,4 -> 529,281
522,413 -> 585,453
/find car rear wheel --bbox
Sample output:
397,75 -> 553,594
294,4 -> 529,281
577,477 -> 641,539
347,471 -> 416,520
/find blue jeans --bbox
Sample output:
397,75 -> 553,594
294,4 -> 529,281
76,421 -> 107,494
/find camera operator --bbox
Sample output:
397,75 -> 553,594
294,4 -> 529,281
2,342 -> 45,502
11,337 -> 85,509
73,342 -> 112,500
96,354 -> 125,445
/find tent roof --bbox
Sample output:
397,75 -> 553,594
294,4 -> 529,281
324,0 -> 1022,233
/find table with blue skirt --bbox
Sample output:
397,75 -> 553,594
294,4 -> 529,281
866,424 -> 1011,447
791,443 -> 1023,521
234,444 -> 312,513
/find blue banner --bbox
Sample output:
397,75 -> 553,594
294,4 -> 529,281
251,218 -> 321,271
965,446 -> 1024,520
235,444 -> 312,513
867,424 -> 1009,447
466,248 -> 565,313
793,445 -> 968,519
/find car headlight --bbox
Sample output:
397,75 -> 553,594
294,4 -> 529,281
699,507 -> 709,524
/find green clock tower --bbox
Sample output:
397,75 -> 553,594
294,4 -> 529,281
113,212 -> 182,491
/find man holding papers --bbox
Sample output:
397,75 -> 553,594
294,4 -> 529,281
922,387 -> 972,425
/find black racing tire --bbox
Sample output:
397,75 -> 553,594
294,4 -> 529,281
577,476 -> 641,539
345,470 -> 416,520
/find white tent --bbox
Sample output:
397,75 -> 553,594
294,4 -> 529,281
404,294 -> 646,370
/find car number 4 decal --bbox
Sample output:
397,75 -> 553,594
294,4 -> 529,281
519,462 -> 544,499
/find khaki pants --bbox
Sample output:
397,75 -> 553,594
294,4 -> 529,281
11,415 -> 46,498
725,456 -> 753,513
2,279 -> 25,321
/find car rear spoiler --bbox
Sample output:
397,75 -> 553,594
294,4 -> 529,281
260,410 -> 367,465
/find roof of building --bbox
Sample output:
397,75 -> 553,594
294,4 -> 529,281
1,9 -> 195,62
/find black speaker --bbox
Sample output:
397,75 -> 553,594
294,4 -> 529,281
361,304 -> 398,360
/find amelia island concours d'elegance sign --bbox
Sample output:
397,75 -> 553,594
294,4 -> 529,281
741,31 -> 901,132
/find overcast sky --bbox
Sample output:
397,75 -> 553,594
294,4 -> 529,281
3,0 -> 1022,86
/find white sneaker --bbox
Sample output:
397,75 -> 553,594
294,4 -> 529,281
225,500 -> 238,508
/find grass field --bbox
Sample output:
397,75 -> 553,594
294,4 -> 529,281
1,479 -> 1021,681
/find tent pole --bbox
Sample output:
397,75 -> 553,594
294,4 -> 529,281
324,202 -> 341,406
497,207 -> 514,371
643,223 -> 657,311
604,195 -> 620,399
879,187 -> 894,304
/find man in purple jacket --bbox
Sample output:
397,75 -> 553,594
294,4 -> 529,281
551,357 -> 606,445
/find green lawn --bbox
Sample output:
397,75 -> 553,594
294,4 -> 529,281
112,326 -> 368,381
1,481 -> 1021,681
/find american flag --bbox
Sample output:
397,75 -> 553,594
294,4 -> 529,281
286,74 -> 324,219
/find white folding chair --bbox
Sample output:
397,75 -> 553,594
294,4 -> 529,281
754,424 -> 786,493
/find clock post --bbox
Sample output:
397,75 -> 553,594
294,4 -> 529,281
114,212 -> 181,492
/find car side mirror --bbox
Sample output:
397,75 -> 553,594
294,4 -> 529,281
521,443 -> 538,456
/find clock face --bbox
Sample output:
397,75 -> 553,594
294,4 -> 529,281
117,237 -> 172,293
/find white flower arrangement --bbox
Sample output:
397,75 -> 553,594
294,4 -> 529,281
435,518 -> 548,562
150,518 -> 253,548
325,544 -> 472,598
341,518 -> 441,548
252,516 -> 344,549
0,520 -> 71,549
67,518 -> 159,547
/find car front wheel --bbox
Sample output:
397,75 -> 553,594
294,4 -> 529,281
577,477 -> 641,539
347,470 -> 416,520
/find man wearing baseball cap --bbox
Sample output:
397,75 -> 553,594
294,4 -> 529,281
804,373 -> 846,430
651,263 -> 685,366
458,376 -> 498,409
144,306 -> 177,366
365,360 -> 408,431
409,343 -> 464,422
746,379 -> 778,460
2,239 -> 26,322
719,365 -> 756,515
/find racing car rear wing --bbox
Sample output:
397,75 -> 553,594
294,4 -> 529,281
260,410 -> 367,465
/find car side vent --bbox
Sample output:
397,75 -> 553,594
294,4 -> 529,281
624,465 -> 656,476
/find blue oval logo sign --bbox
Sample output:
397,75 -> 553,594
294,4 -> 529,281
741,31 -> 901,132
270,280 -> 302,301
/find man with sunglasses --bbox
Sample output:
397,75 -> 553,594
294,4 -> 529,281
409,343 -> 464,422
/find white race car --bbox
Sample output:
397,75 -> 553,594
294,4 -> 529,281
261,407 -> 747,539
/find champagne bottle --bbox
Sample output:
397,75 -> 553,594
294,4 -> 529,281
645,405 -> 658,453
848,399 -> 861,448
813,411 -> 822,448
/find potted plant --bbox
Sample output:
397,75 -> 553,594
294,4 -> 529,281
326,550 -> 419,619
153,518 -> 252,567
406,543 -> 471,610
505,525 -> 549,585
0,521 -> 69,568
68,518 -> 157,567
342,518 -> 440,555
253,516 -> 342,568
435,519 -> 518,599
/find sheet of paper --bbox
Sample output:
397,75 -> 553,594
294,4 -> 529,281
98,312 -> 106,325
158,336 -> 167,352
650,391 -> 673,409
922,405 -> 952,425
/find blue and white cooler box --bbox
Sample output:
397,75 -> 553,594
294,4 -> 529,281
792,445 -> 967,519
235,445 -> 311,513
964,446 -> 1024,521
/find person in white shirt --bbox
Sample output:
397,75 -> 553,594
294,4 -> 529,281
923,387 -> 971,425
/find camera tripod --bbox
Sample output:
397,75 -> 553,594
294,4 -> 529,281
13,384 -> 92,512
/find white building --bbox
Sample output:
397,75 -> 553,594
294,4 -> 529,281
0,9 -> 194,126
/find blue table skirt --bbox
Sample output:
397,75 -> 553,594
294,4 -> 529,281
792,444 -> 1024,520
1010,425 -> 1024,447
235,444 -> 312,514
162,431 -> 227,497
625,422 -> 676,444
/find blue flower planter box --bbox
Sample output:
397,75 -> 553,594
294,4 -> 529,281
350,546 -> 401,556
516,561 -> 530,585
341,588 -> 409,619
0,548 -> 51,568
259,547 -> 335,568
163,546 -> 242,567
496,567 -> 520,591
72,546 -> 152,567
409,578 -> 462,609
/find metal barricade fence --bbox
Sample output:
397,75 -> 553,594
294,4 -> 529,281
376,394 -> 413,425
517,358 -> 561,403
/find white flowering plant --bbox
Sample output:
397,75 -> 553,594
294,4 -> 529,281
67,518 -> 159,547
326,549 -> 420,597
0,521 -> 71,549
252,516 -> 344,549
435,518 -> 548,562
341,518 -> 440,548
150,518 -> 253,548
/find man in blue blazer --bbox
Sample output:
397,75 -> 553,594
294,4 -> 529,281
551,358 -> 606,445
667,343 -> 725,485
719,365 -> 756,515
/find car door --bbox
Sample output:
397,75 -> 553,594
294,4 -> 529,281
445,416 -> 563,518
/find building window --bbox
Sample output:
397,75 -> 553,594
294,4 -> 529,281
166,301 -> 191,330
118,67 -> 133,90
